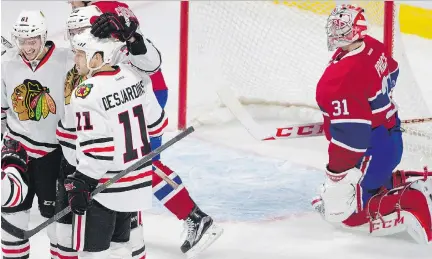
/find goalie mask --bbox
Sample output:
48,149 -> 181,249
325,4 -> 368,51
11,10 -> 48,61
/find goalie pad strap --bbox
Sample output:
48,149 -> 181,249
342,185 -> 432,243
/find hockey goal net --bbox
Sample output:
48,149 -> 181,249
177,1 -> 432,168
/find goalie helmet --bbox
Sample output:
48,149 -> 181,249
325,4 -> 368,51
11,10 -> 47,59
66,5 -> 102,39
71,29 -> 122,75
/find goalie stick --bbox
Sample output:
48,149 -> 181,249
215,83 -> 432,141
263,117 -> 432,140
1,126 -> 195,240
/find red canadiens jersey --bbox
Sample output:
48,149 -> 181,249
91,1 -> 139,25
316,35 -> 399,172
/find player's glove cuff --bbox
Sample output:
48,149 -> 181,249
126,33 -> 147,55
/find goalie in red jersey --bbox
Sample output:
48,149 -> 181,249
312,4 -> 432,244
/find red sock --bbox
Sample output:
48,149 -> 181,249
153,161 -> 195,220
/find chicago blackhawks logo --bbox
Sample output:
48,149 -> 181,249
75,83 -> 93,99
65,66 -> 86,105
11,79 -> 56,121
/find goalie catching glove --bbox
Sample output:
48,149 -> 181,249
318,166 -> 363,223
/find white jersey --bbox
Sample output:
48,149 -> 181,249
112,36 -> 162,74
1,42 -> 73,158
56,66 -> 83,166
57,37 -> 162,166
71,64 -> 167,212
1,166 -> 28,208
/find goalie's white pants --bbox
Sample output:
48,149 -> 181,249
1,210 -> 57,258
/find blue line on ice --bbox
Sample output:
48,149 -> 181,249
151,135 -> 325,221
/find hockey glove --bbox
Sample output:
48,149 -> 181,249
319,166 -> 363,223
64,172 -> 99,215
91,13 -> 139,42
1,139 -> 28,174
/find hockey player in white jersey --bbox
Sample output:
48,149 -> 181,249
83,2 -> 223,256
1,10 -> 74,258
55,5 -> 164,259
58,5 -> 222,258
64,29 -> 167,258
1,139 -> 29,208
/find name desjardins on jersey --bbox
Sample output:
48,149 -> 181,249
102,79 -> 145,111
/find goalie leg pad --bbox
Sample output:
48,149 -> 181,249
406,176 -> 432,243
342,178 -> 432,243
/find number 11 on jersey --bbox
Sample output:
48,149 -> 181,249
118,105 -> 150,163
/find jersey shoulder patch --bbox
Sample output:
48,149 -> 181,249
75,83 -> 93,99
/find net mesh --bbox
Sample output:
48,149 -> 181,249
185,1 -> 432,168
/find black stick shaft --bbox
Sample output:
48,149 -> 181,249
1,127 -> 194,240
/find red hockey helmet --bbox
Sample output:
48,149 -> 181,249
325,4 -> 368,51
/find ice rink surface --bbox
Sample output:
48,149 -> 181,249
2,1 -> 432,258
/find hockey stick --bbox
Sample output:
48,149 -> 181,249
1,126 -> 195,240
216,85 -> 269,140
263,118 -> 432,140
216,82 -> 432,141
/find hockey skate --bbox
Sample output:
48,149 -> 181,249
181,206 -> 223,259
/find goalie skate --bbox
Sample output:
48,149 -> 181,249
181,207 -> 223,259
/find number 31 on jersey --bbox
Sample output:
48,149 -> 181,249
332,99 -> 349,116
